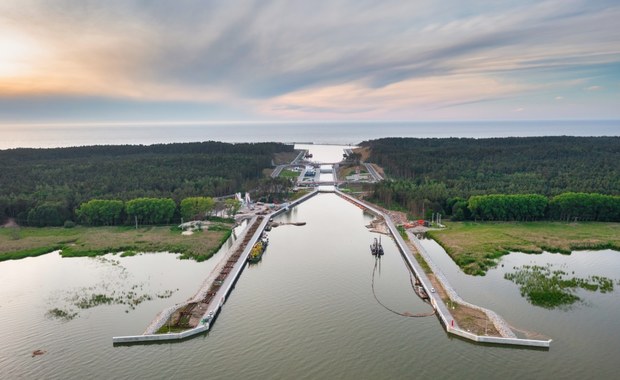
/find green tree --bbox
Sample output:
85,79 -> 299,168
180,197 -> 215,220
77,199 -> 124,226
549,192 -> 620,221
126,198 -> 176,225
224,198 -> 242,216
467,194 -> 547,221
26,202 -> 67,227
451,200 -> 470,221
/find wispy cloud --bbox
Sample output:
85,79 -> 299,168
0,0 -> 619,122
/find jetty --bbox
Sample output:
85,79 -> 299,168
335,189 -> 552,348
112,189 -> 319,344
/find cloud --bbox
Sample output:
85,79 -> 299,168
0,0 -> 619,121
0,94 -> 248,123
586,85 -> 602,91
555,96 -> 564,100
262,73 -> 536,119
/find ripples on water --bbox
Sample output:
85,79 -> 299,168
1,193 -> 620,377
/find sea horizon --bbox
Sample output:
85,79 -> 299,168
1,119 -> 618,150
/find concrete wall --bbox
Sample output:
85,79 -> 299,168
407,233 -> 517,338
113,325 -> 209,344
333,190 -> 551,349
113,189 -> 319,345
115,189 -> 550,348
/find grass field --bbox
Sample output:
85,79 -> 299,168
0,224 -> 232,262
427,222 -> 620,275
278,169 -> 300,179
337,165 -> 366,178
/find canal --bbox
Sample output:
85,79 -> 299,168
0,145 -> 618,378
3,191 -> 619,378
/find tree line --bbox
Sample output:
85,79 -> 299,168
0,141 -> 294,226
75,197 -> 242,227
465,193 -> 620,221
466,194 -> 548,221
363,136 -> 620,221
372,181 -> 620,222
361,136 -> 620,197
548,192 -> 620,222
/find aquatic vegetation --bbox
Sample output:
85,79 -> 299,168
46,308 -> 77,321
75,294 -> 116,309
46,256 -> 178,321
0,245 -> 63,262
94,256 -> 122,266
156,289 -> 177,299
53,285 -> 177,319
71,284 -> 173,311
504,264 -> 615,309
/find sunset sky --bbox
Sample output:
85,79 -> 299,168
1,0 -> 619,124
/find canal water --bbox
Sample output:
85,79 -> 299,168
294,143 -> 354,163
2,193 -> 619,378
1,145 -> 619,378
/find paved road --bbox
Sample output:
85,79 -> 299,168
272,149 -> 308,178
292,149 -> 307,164
271,165 -> 286,178
363,162 -> 383,181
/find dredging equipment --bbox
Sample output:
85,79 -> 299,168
370,237 -> 384,256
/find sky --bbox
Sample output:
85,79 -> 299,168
0,0 -> 619,124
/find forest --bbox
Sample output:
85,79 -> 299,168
0,141 -> 294,226
362,136 -> 620,221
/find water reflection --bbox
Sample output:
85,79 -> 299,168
419,238 -> 620,377
1,194 -> 619,378
294,143 -> 354,163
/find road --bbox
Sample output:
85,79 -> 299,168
271,149 -> 308,178
363,162 -> 383,181
271,165 -> 285,178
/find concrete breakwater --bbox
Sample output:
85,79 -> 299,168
334,190 -> 551,348
114,189 -> 550,348
142,216 -> 259,335
112,190 -> 319,344
406,232 -> 516,338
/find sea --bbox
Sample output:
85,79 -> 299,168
0,120 -> 618,149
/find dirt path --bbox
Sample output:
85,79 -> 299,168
404,234 -> 502,337
426,274 -> 500,336
1,218 -> 18,228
